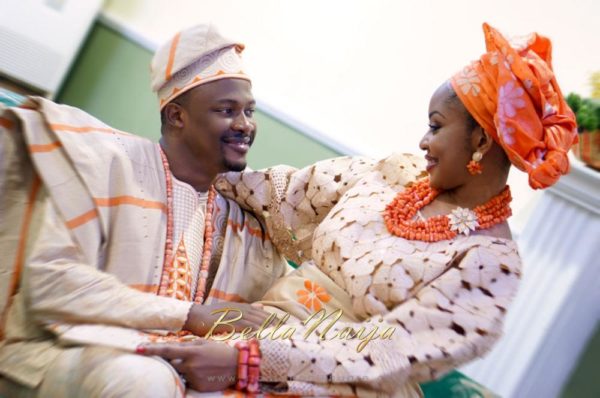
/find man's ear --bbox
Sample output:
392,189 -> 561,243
163,102 -> 185,131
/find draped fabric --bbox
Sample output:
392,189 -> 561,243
450,23 -> 578,189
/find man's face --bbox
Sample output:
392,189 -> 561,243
177,78 -> 256,173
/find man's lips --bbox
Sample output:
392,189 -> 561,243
424,155 -> 438,171
222,135 -> 252,154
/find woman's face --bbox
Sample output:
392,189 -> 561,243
419,83 -> 474,190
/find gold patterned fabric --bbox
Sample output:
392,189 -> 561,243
215,153 -> 522,396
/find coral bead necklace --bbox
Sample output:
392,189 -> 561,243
384,178 -> 512,242
158,145 -> 216,303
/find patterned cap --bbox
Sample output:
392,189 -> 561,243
150,24 -> 250,110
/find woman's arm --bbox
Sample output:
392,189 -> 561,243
215,154 -> 424,264
256,244 -> 521,393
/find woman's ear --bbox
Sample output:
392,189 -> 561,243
472,126 -> 494,155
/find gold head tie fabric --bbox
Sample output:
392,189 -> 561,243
450,23 -> 578,189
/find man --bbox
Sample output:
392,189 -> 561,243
0,24 -> 289,397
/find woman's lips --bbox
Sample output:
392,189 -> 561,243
425,155 -> 438,171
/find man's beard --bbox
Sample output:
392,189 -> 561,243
220,134 -> 253,172
223,158 -> 247,172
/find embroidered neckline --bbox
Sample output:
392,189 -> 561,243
157,145 -> 216,302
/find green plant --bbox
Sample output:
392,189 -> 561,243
566,92 -> 582,113
566,92 -> 600,132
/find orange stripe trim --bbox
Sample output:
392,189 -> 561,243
0,117 -> 14,129
49,123 -> 133,137
29,141 -> 62,153
227,220 -> 270,240
222,390 -> 245,398
1,175 -> 41,339
65,196 -> 167,230
65,209 -> 99,229
165,32 -> 181,81
208,289 -> 246,303
129,284 -> 159,294
94,196 -> 167,213
9,175 -> 41,296
174,373 -> 185,397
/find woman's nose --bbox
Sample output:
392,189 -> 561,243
419,132 -> 430,151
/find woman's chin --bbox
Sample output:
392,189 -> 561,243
426,171 -> 439,186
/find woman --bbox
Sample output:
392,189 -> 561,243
142,23 -> 577,397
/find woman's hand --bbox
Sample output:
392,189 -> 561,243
141,340 -> 238,392
183,302 -> 271,336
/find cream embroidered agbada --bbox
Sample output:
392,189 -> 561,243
0,98 -> 288,391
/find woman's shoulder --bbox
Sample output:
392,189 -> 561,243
378,152 -> 427,172
473,221 -> 513,240
374,153 -> 428,188
447,233 -> 522,279
451,228 -> 520,258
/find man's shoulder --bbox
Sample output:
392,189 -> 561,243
32,97 -> 158,162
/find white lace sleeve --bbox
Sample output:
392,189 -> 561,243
214,156 -> 379,263
258,244 -> 521,394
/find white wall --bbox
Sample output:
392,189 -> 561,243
102,0 -> 600,215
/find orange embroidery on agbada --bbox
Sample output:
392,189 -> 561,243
1,175 -> 41,339
157,146 -> 216,303
49,123 -> 134,137
28,141 -> 63,153
94,196 -> 167,213
166,237 -> 193,301
0,117 -> 14,129
296,280 -> 331,312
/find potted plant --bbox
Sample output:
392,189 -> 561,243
566,73 -> 600,170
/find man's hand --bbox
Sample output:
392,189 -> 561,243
183,302 -> 271,336
141,340 -> 237,392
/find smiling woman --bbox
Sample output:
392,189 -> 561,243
413,82 -> 513,241
421,83 -> 509,194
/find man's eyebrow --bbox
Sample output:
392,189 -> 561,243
215,99 -> 256,105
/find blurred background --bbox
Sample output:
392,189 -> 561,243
1,1 -> 598,396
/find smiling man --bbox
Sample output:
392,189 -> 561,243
0,24 -> 289,397
159,78 -> 256,190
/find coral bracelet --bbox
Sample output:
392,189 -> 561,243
235,339 -> 261,393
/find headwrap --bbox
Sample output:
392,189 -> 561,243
450,23 -> 578,189
150,24 -> 250,110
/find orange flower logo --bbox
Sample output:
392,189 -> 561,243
296,280 -> 331,312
